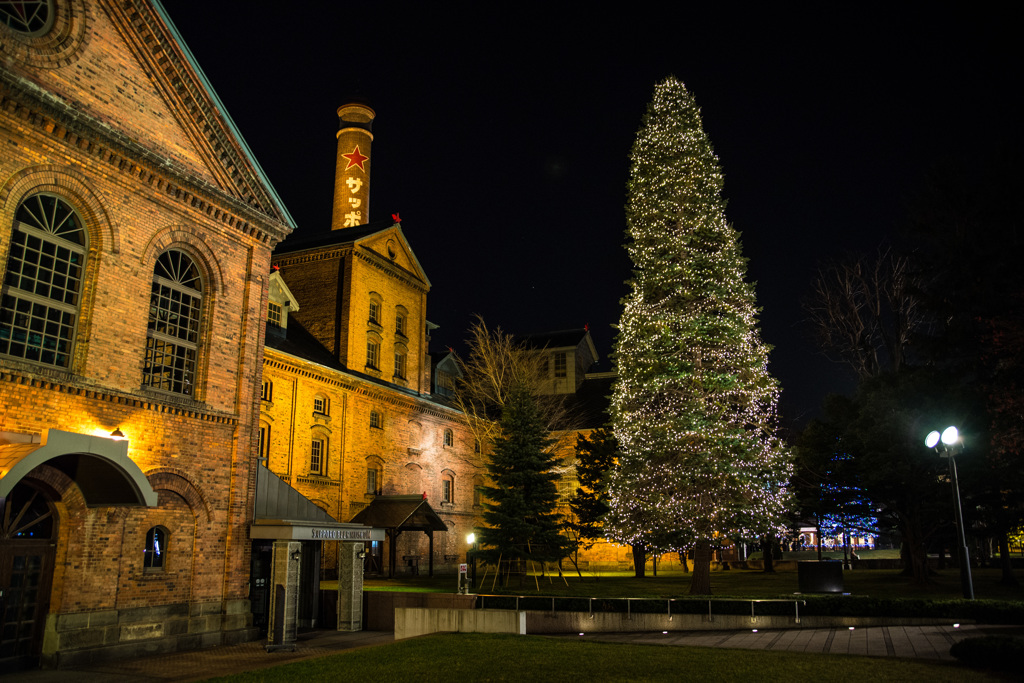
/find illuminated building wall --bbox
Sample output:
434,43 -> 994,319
0,0 -> 291,667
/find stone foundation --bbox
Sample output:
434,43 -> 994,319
41,600 -> 256,668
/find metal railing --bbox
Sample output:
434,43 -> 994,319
475,595 -> 806,623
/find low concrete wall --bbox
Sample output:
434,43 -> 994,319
395,608 -> 526,640
364,592 -> 476,631
525,611 -> 965,633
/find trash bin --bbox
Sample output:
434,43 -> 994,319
798,560 -> 844,593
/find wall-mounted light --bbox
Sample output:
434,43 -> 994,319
291,549 -> 301,561
110,428 -> 126,440
357,550 -> 367,560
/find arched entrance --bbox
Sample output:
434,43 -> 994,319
0,481 -> 57,670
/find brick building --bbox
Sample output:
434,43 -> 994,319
259,101 -> 484,582
0,0 -> 293,668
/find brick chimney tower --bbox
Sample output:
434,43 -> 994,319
331,102 -> 375,230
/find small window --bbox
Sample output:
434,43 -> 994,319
366,338 -> 380,369
395,306 -> 408,337
370,410 -> 382,429
442,478 -> 453,504
310,438 -> 325,475
368,296 -> 381,325
436,370 -> 454,397
554,352 -> 567,378
258,424 -> 270,463
366,466 -> 380,495
314,395 -> 329,415
394,349 -> 407,380
267,301 -> 282,327
443,428 -> 454,448
261,380 -> 273,402
144,526 -> 167,570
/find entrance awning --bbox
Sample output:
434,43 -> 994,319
250,465 -> 382,541
349,495 -> 448,577
0,429 -> 157,507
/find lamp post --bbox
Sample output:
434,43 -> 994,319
466,533 -> 477,592
925,426 -> 974,600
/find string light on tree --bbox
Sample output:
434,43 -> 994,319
607,76 -> 793,594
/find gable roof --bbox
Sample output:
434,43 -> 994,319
273,219 -> 430,288
349,495 -> 448,531
0,0 -> 295,238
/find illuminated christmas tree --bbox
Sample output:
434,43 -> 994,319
607,76 -> 792,594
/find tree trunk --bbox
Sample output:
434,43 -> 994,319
631,543 -> 646,578
679,549 -> 689,572
762,535 -> 776,574
689,539 -> 712,594
998,530 -> 1019,586
816,519 -> 823,561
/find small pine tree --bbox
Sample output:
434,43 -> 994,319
608,76 -> 792,594
478,381 -> 569,577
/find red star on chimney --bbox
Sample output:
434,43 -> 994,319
342,146 -> 369,171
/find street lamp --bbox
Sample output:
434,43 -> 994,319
466,532 -> 478,593
925,426 -> 974,600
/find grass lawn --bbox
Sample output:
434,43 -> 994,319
355,567 -> 1024,602
203,632 -> 994,682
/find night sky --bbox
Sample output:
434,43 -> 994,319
169,3 -> 1017,426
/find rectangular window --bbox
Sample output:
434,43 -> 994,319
554,352 -> 567,378
310,438 -> 324,475
261,380 -> 273,402
394,351 -> 407,379
396,312 -> 406,336
442,479 -> 452,503
370,410 -> 382,429
368,300 -> 380,324
314,396 -> 329,414
267,301 -> 282,327
367,340 -> 380,369
367,468 -> 378,495
258,425 -> 269,463
436,370 -> 453,397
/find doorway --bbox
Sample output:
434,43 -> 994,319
1,482 -> 57,671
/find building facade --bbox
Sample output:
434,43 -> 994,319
0,0 -> 292,668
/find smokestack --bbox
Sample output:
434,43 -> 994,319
331,102 -> 375,230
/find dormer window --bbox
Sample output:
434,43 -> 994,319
554,352 -> 567,378
267,301 -> 282,327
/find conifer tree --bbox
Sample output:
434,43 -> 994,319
608,76 -> 792,594
478,381 -> 569,576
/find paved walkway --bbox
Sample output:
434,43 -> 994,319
550,623 -> 1024,661
8,624 -> 1023,681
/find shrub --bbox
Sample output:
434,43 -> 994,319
949,635 -> 1024,672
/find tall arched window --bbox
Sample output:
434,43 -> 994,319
143,249 -> 203,395
0,194 -> 86,368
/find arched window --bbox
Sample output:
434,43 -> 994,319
395,305 -> 408,337
366,331 -> 381,371
366,457 -> 383,496
143,249 -> 203,395
368,292 -> 382,326
1,194 -> 86,368
441,470 -> 455,505
144,526 -> 168,571
394,343 -> 407,380
443,428 -> 454,448
0,0 -> 53,35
